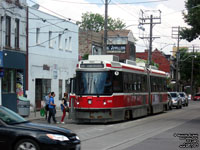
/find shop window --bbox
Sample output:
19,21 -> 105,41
5,16 -> 11,47
16,70 -> 24,97
59,79 -> 62,100
2,69 -> 16,93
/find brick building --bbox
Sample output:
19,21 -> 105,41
136,49 -> 170,73
79,29 -> 136,62
79,29 -> 103,58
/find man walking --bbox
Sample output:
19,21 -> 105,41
48,92 -> 58,124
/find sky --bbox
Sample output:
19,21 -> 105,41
27,0 -> 200,55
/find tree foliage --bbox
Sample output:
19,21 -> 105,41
179,48 -> 200,91
180,0 -> 200,41
77,12 -> 126,32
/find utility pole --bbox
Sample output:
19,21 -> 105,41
103,0 -> 108,55
172,26 -> 181,91
191,45 -> 194,100
139,10 -> 161,114
149,15 -> 153,66
139,10 -> 161,66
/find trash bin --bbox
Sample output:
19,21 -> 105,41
17,96 -> 30,117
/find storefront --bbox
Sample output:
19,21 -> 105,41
1,50 -> 26,112
35,79 -> 51,109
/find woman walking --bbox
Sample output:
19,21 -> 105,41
60,93 -> 68,124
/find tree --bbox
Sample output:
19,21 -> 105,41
180,0 -> 200,41
179,48 -> 200,92
77,12 -> 126,32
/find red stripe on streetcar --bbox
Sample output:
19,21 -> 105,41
122,65 -> 144,72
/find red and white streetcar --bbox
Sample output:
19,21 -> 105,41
70,55 -> 168,123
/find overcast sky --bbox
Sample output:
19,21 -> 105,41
28,0 -> 200,54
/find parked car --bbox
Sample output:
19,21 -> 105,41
168,92 -> 182,109
193,93 -> 200,101
179,92 -> 189,106
0,106 -> 81,150
167,93 -> 173,110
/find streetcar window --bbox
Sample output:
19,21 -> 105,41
113,71 -> 123,92
123,73 -> 129,93
76,71 -> 112,95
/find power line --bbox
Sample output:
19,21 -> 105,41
28,0 -> 77,23
29,29 -> 67,47
43,0 -> 168,5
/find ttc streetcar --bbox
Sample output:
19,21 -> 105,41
69,55 -> 168,123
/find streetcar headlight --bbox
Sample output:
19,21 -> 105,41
103,101 -> 107,105
77,102 -> 79,105
88,99 -> 92,104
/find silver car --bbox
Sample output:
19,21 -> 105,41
168,92 -> 182,109
179,92 -> 189,107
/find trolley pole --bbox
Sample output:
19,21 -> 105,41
148,15 -> 153,66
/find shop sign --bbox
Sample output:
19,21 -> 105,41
43,64 -> 50,71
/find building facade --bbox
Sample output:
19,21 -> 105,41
136,49 -> 170,73
79,30 -> 136,61
28,7 -> 78,110
0,0 -> 27,112
79,29 -> 103,58
106,30 -> 136,62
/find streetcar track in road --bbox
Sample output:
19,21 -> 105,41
80,102 -> 199,146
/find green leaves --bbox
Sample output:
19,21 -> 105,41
78,12 -> 126,32
181,0 -> 200,41
179,48 -> 200,88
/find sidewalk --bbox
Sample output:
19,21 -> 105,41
26,109 -> 63,121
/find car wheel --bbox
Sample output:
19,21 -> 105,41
15,139 -> 40,150
169,104 -> 172,110
179,102 -> 182,109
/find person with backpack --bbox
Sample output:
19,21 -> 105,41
44,92 -> 51,120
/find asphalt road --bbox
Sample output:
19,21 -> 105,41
32,100 -> 200,150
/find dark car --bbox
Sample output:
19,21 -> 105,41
193,93 -> 200,101
0,106 -> 81,150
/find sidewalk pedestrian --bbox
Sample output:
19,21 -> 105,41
44,92 -> 51,120
60,93 -> 69,124
48,92 -> 58,124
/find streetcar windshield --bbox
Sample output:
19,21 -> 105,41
76,71 -> 112,95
